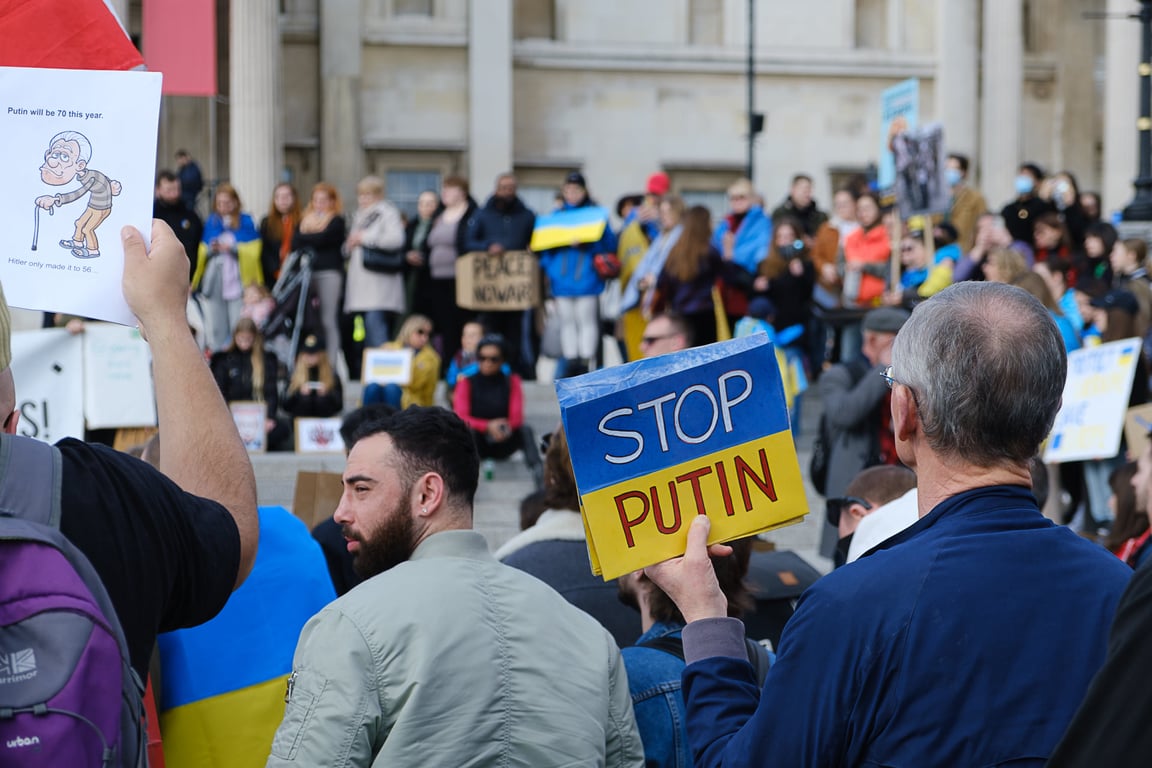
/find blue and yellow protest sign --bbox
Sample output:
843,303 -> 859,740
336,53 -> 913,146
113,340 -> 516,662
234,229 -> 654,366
530,205 -> 610,252
556,335 -> 807,580
1045,337 -> 1140,463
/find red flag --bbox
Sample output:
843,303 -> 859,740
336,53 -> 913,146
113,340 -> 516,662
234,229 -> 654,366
0,0 -> 144,70
142,0 -> 215,96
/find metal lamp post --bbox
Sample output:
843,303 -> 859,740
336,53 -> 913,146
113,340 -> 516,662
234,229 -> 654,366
1124,0 -> 1152,220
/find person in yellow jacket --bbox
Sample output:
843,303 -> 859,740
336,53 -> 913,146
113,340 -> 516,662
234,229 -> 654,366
362,314 -> 441,409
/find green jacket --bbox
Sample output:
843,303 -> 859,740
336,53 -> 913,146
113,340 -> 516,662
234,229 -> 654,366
267,529 -> 645,767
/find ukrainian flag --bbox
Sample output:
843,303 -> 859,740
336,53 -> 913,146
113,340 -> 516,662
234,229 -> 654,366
157,506 -> 336,767
530,206 -> 610,252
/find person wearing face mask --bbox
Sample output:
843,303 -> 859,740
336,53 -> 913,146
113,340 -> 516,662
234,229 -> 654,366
944,154 -> 986,252
1001,162 -> 1056,249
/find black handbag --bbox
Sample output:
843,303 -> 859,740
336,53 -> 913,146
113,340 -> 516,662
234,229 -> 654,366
361,245 -> 405,274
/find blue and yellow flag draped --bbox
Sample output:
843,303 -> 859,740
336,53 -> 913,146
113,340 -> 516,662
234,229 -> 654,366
157,506 -> 336,767
530,206 -> 610,252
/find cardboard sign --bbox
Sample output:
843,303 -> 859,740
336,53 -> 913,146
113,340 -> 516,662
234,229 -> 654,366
455,250 -> 539,311
892,122 -> 948,218
1045,338 -> 1141,463
361,347 -> 413,386
295,417 -> 345,454
292,470 -> 344,529
82,322 -> 157,429
11,327 -> 85,442
230,401 -> 266,454
555,335 -> 807,581
1124,403 -> 1152,461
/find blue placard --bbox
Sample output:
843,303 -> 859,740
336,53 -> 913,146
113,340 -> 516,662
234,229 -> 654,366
555,335 -> 790,493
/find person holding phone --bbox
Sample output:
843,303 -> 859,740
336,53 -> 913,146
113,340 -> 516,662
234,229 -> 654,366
283,334 -> 344,420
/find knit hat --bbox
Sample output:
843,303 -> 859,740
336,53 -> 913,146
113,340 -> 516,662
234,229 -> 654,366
862,307 -> 910,334
646,172 -> 671,196
564,171 -> 587,188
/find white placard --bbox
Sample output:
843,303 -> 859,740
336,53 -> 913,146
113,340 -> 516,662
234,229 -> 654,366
295,417 -> 345,454
361,347 -> 413,386
230,401 -> 266,454
82,322 -> 156,429
10,328 -> 85,442
1045,338 -> 1141,463
0,67 -> 162,325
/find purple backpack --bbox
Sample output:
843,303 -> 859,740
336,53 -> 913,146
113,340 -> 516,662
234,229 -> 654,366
0,435 -> 145,767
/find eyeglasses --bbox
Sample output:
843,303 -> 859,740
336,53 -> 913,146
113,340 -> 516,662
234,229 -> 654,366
539,432 -> 553,455
641,333 -> 677,346
880,365 -> 921,406
478,355 -> 502,363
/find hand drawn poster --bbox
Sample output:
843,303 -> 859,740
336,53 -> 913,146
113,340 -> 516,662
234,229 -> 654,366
556,335 -> 807,581
0,66 -> 162,326
1045,337 -> 1140,463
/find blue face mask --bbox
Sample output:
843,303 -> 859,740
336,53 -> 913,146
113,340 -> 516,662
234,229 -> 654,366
1015,175 -> 1035,195
945,167 -> 963,187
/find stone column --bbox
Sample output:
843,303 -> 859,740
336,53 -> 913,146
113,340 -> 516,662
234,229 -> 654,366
320,0 -> 363,203
468,0 -> 513,192
935,0 -> 979,169
229,0 -> 281,216
887,0 -> 906,50
979,0 -> 1024,206
1104,0 -> 1141,216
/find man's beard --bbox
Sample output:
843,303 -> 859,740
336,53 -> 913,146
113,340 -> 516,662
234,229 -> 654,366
344,495 -> 417,579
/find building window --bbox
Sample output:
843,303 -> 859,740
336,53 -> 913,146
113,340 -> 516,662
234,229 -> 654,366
386,170 -> 442,218
514,0 -> 554,39
393,0 -> 433,15
517,185 -> 561,217
681,189 -> 728,222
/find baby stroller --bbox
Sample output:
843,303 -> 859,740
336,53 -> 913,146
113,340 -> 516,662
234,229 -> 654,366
262,248 -> 321,371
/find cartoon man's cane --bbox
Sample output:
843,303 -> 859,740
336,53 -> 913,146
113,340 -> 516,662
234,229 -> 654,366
31,203 -> 52,251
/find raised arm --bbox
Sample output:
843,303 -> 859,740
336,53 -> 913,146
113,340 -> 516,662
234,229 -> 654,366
121,221 -> 258,588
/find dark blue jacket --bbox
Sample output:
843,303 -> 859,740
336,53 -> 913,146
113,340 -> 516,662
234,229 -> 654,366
463,195 -> 536,253
681,485 -> 1131,767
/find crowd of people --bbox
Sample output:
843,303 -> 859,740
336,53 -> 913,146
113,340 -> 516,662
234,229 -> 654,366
11,149 -> 1144,766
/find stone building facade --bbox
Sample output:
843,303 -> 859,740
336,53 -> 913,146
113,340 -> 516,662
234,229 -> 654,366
121,0 -> 1141,223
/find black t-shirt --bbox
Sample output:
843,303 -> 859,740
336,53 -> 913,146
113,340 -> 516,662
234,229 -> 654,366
55,438 -> 241,680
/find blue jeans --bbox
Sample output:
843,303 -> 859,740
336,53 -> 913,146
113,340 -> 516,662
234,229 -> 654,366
363,382 -> 402,409
362,310 -> 391,349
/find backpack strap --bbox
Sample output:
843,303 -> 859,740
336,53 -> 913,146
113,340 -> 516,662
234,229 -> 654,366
0,432 -> 63,528
638,633 -> 771,687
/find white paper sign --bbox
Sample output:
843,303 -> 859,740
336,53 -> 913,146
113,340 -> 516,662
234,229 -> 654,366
83,323 -> 156,429
0,66 -> 162,325
362,347 -> 413,386
1045,337 -> 1141,463
230,401 -> 267,453
295,417 -> 345,454
10,328 -> 85,442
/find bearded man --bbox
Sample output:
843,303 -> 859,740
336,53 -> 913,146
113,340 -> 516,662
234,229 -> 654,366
266,406 -> 644,768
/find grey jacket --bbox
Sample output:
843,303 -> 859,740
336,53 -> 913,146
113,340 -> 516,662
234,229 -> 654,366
267,529 -> 645,767
817,357 -> 888,498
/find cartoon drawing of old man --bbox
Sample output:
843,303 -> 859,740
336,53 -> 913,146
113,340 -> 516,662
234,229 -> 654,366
35,131 -> 121,259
